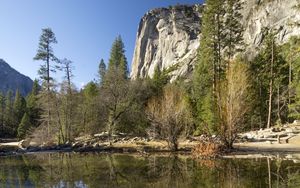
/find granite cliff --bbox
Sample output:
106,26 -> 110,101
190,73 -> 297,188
130,0 -> 300,80
130,5 -> 202,81
0,59 -> 33,96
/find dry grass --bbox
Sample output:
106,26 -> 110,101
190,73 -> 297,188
192,141 -> 224,158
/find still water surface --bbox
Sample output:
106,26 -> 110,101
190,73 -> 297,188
0,152 -> 300,188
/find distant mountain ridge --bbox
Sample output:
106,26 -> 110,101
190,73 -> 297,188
0,59 -> 33,96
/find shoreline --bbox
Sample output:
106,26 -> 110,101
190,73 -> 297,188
1,139 -> 300,158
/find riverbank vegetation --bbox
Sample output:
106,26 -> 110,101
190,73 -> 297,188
1,0 -> 300,154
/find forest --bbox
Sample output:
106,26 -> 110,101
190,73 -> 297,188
1,0 -> 300,151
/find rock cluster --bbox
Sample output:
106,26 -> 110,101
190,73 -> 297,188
238,125 -> 300,144
18,133 -> 174,153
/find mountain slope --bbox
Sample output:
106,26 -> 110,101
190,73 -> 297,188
0,59 -> 33,96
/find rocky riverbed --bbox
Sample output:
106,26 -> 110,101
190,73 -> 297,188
1,124 -> 300,156
0,134 -> 200,156
235,124 -> 300,153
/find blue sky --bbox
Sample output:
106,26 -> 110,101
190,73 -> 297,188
0,0 -> 203,88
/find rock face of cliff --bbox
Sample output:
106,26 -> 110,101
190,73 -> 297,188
130,0 -> 300,80
242,0 -> 300,58
0,59 -> 33,96
130,5 -> 202,81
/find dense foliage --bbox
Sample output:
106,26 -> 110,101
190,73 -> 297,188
0,80 -> 40,138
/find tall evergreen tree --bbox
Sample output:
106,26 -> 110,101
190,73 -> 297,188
34,28 -> 57,92
150,66 -> 170,95
0,93 -> 5,136
193,0 -> 225,133
98,59 -> 106,85
4,90 -> 14,136
193,0 -> 245,134
17,113 -> 31,139
249,54 -> 269,129
282,37 -> 300,120
102,37 -> 132,142
108,35 -> 128,78
26,80 -> 40,127
250,30 -> 288,128
80,81 -> 100,135
223,0 -> 244,62
33,28 -> 57,138
13,90 -> 26,127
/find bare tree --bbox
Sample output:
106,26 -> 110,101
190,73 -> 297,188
146,84 -> 192,151
218,61 -> 250,149
59,58 -> 75,143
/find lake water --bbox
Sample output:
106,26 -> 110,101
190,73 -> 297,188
0,152 -> 300,188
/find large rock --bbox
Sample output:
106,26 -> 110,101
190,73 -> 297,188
0,59 -> 33,96
242,0 -> 300,59
130,5 -> 202,81
130,0 -> 300,81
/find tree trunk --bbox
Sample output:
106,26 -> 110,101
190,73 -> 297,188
46,46 -> 51,138
259,81 -> 263,129
267,39 -> 274,129
66,63 -> 72,142
168,136 -> 178,151
277,87 -> 281,125
107,111 -> 115,145
288,59 -> 292,123
289,60 -> 292,106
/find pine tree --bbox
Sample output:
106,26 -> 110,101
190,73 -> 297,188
108,35 -> 128,78
13,90 -> 26,127
250,30 -> 288,128
26,80 -> 40,127
80,81 -> 100,135
290,81 -> 300,120
0,93 -> 5,136
34,28 -> 57,92
223,0 -> 244,62
4,90 -> 14,136
193,0 -> 225,133
102,37 -> 132,142
98,59 -> 106,85
282,37 -> 300,120
249,54 -> 269,129
193,0 -> 245,135
17,113 -> 31,139
150,66 -> 170,95
33,28 -> 58,138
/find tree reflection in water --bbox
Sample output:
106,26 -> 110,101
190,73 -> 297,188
0,153 -> 300,187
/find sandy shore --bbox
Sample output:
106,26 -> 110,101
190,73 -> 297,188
233,134 -> 300,153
